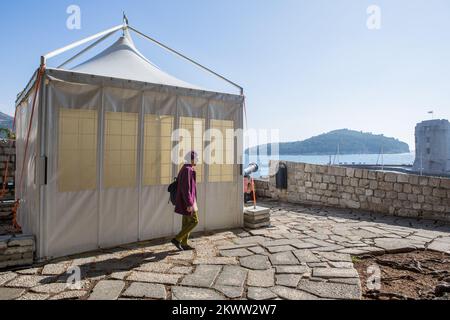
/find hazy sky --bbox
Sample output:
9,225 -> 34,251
1,0 -> 449,148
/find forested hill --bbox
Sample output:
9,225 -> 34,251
247,129 -> 410,155
0,112 -> 13,130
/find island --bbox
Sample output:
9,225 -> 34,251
246,129 -> 410,155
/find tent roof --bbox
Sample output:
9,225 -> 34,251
70,32 -> 201,90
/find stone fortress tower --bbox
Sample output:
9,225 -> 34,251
412,119 -> 450,175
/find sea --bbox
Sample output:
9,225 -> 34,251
244,152 -> 415,178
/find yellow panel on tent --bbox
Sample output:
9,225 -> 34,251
104,112 -> 138,188
143,115 -> 174,186
58,108 -> 98,192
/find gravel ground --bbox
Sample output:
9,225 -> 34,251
354,250 -> 450,300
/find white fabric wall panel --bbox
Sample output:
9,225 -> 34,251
205,182 -> 239,230
45,80 -> 101,258
34,69 -> 244,259
100,87 -> 140,248
140,186 -> 174,239
139,92 -> 177,240
175,96 -> 209,233
14,89 -> 41,243
100,188 -> 139,247
46,191 -> 98,258
15,100 -> 27,230
204,99 -> 243,230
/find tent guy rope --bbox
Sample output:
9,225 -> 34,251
12,64 -> 46,232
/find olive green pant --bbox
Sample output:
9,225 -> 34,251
175,211 -> 199,245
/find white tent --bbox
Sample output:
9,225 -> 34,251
15,19 -> 244,260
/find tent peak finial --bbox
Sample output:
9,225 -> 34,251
123,12 -> 129,26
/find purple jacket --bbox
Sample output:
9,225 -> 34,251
175,164 -> 197,216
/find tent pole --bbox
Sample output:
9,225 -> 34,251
41,24 -> 124,65
57,28 -> 120,69
128,26 -> 244,96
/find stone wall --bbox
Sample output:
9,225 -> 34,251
257,161 -> 450,222
0,235 -> 34,269
0,140 -> 15,226
254,178 -> 270,198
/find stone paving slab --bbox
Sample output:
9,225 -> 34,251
219,248 -> 253,257
267,245 -> 296,253
181,265 -> 222,288
17,292 -> 49,300
88,280 -> 125,300
275,274 -> 302,288
215,266 -> 247,287
312,268 -> 358,278
275,265 -> 310,275
122,282 -> 167,299
0,287 -> 25,300
248,287 -> 277,300
0,272 -> 16,286
172,286 -> 225,300
269,251 -> 299,265
31,283 -> 69,294
5,275 -> 48,288
213,285 -> 244,299
136,262 -> 173,273
292,250 -> 321,263
297,280 -> 361,300
170,266 -> 194,275
247,269 -> 275,288
428,238 -> 450,254
1,200 -> 449,300
49,290 -> 87,300
270,286 -> 320,300
240,255 -> 271,270
127,271 -> 181,285
373,238 -> 420,253
41,263 -> 68,276
193,257 -> 238,265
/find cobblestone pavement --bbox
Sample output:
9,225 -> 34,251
1,200 -> 449,300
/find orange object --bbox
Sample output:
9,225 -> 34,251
0,155 -> 11,199
11,64 -> 46,232
251,177 -> 257,209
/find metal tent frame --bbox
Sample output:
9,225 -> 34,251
15,15 -> 245,260
41,15 -> 244,95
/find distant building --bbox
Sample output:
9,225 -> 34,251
412,119 -> 450,175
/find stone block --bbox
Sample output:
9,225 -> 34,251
409,175 -> 419,185
3,246 -> 33,255
397,174 -> 409,183
440,179 -> 450,189
384,173 -> 397,182
393,183 -> 403,192
433,188 -> 447,198
354,169 -> 363,178
378,182 -> 393,191
369,181 -> 378,189
428,177 -> 441,187
8,236 -> 34,247
367,171 -> 377,180
418,177 -> 429,186
345,168 -> 354,178
386,191 -> 398,199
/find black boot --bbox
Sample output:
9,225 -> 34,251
171,238 -> 184,251
181,244 -> 195,251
